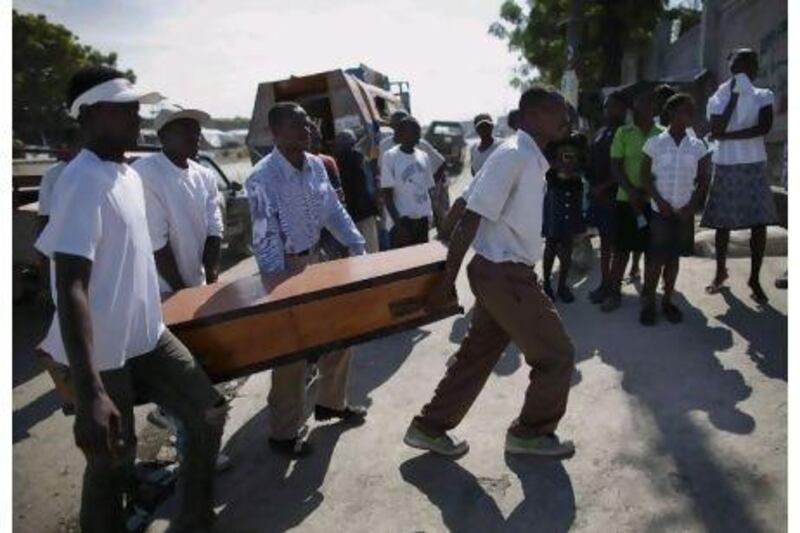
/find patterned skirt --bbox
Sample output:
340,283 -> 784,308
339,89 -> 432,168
700,162 -> 778,230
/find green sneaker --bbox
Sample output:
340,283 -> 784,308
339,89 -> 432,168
505,432 -> 575,458
403,422 -> 469,457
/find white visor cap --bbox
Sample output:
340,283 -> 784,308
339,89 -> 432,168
69,77 -> 164,119
153,102 -> 210,132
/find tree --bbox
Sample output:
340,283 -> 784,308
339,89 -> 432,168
490,0 -> 674,90
13,10 -> 136,146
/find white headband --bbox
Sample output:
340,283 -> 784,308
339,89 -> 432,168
69,77 -> 164,119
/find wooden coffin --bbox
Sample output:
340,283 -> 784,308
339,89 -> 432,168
162,241 -> 461,382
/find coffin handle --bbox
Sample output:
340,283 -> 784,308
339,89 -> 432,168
389,297 -> 425,318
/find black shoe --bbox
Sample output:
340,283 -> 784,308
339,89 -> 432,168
268,436 -> 314,458
557,285 -> 575,303
640,305 -> 657,326
543,283 -> 556,302
315,404 -> 367,425
748,278 -> 769,304
589,285 -> 607,304
662,301 -> 684,324
600,292 -> 621,313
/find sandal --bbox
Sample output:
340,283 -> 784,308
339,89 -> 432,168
705,270 -> 728,294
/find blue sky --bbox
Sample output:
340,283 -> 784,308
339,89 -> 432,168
14,0 -> 525,123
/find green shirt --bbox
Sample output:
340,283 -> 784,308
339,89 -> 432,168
610,123 -> 664,202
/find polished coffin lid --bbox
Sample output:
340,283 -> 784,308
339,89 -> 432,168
162,241 -> 455,332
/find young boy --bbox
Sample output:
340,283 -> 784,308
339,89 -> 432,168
640,94 -> 711,325
380,117 -> 436,248
541,132 -> 588,303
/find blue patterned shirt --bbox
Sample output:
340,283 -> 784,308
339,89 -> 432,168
245,149 -> 366,273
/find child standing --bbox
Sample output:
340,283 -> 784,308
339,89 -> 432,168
640,94 -> 711,325
541,132 -> 588,302
380,117 -> 436,248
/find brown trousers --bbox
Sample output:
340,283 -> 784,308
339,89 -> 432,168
268,250 -> 354,440
415,254 -> 575,438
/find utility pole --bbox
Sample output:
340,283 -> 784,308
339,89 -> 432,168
561,0 -> 582,109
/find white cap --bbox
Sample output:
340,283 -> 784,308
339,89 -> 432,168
69,77 -> 164,118
152,102 -> 210,132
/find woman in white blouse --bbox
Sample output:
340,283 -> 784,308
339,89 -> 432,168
701,49 -> 778,303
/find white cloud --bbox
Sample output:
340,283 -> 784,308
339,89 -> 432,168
14,0 -> 522,123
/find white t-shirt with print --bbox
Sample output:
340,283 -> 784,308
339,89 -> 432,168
133,152 -> 224,293
643,130 -> 709,210
380,146 -> 435,220
464,130 -> 548,266
35,149 -> 165,371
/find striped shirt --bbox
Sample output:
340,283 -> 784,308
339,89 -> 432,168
245,149 -> 365,273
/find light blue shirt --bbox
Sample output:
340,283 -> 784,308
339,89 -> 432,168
245,149 -> 366,273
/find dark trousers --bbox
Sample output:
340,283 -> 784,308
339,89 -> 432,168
55,330 -> 226,532
390,216 -> 430,249
415,255 -> 575,438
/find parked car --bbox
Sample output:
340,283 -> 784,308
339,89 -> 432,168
196,153 -> 252,257
424,121 -> 465,174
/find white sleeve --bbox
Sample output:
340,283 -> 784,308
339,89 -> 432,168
707,84 -> 729,118
141,179 -> 170,251
466,149 -> 520,222
204,170 -> 224,238
37,165 -> 60,216
760,89 -> 775,109
420,139 -> 446,172
35,175 -> 103,261
641,137 -> 658,159
380,150 -> 395,188
422,152 -> 435,189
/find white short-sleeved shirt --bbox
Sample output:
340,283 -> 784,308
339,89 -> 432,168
464,130 -> 548,266
707,76 -> 774,165
379,136 -> 446,174
133,153 -> 224,293
380,146 -> 435,220
37,161 -> 67,216
643,130 -> 708,210
35,149 -> 165,371
469,138 -> 503,175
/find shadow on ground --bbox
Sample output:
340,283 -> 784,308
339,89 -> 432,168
717,288 -> 787,381
348,327 -> 430,409
583,290 -> 773,531
195,407 -> 359,532
400,453 -> 575,533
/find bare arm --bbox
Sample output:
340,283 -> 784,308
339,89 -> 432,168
153,244 -> 186,292
439,196 -> 467,242
688,154 -> 712,213
202,236 -> 222,284
426,209 -> 480,312
381,188 -> 402,223
55,253 -> 123,458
